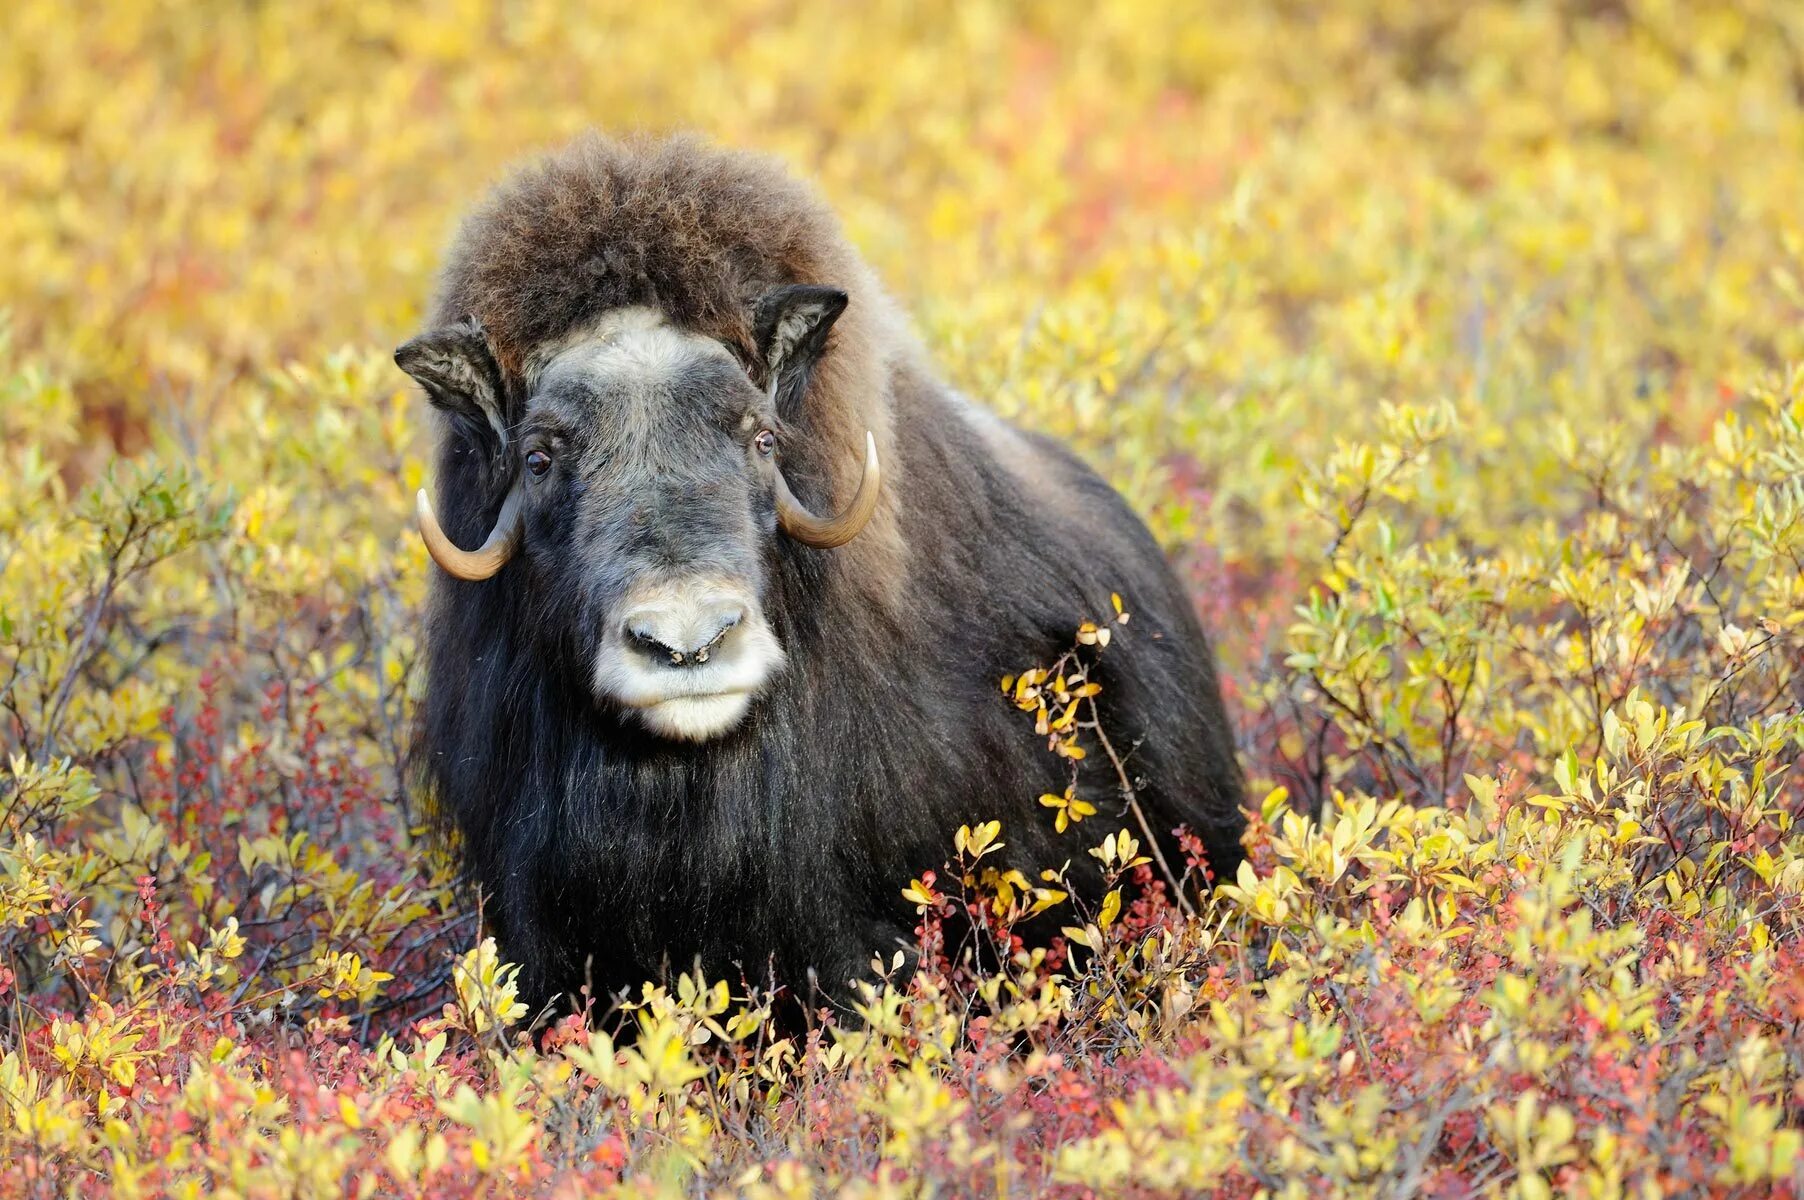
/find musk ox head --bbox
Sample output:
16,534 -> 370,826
396,284 -> 879,742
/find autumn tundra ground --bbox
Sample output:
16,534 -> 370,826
2,2 -> 1803,1196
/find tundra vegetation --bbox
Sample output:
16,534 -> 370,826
2,2 -> 1803,1196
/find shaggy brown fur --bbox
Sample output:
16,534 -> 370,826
407,133 -> 1246,1015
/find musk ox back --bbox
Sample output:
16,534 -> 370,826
399,133 -> 1245,1014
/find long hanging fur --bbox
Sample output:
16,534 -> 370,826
414,133 -> 1246,1013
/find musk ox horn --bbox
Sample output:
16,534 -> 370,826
774,431 -> 881,549
416,484 -> 523,581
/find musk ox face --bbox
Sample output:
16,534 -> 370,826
398,284 -> 882,741
523,307 -> 786,740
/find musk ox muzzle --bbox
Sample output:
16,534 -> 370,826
593,575 -> 787,742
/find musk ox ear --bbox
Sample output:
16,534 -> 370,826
752,284 -> 848,418
395,320 -> 511,448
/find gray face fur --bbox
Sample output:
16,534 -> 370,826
516,307 -> 788,740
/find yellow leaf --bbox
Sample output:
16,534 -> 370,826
1099,888 -> 1122,929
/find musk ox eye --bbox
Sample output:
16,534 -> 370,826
754,429 -> 776,457
525,449 -> 552,478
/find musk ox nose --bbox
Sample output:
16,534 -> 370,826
628,613 -> 742,668
595,578 -> 785,740
619,584 -> 750,670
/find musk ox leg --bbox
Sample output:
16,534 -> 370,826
1130,732 -> 1247,895
482,865 -> 598,1024
1087,633 -> 1247,898
488,909 -> 564,1021
783,918 -> 914,1018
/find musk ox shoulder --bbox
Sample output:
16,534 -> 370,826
398,133 -> 1245,1014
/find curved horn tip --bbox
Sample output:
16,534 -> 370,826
774,429 -> 883,550
415,484 -> 521,582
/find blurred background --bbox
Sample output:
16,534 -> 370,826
11,2 -> 1802,476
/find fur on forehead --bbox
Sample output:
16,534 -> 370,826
523,307 -> 735,392
432,132 -> 889,382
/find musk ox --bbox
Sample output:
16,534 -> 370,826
398,134 -> 1244,1015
